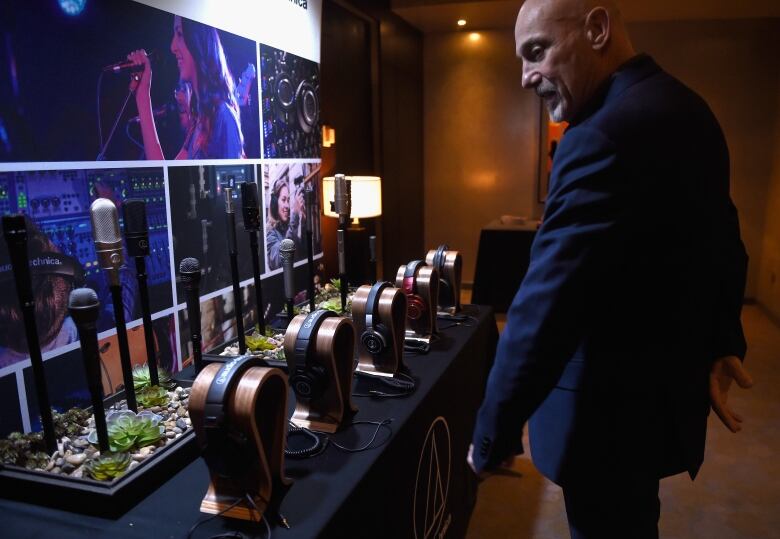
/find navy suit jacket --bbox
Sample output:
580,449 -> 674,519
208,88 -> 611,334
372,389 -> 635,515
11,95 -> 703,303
471,55 -> 747,485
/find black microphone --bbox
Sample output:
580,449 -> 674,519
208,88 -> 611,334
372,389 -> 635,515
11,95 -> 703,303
90,198 -> 137,412
103,51 -> 155,74
333,174 -> 351,229
240,181 -> 265,334
68,287 -> 110,453
179,258 -> 203,373
304,187 -> 316,310
122,199 -> 159,386
2,215 -> 57,454
280,238 -> 296,321
224,187 -> 246,353
127,103 -> 173,124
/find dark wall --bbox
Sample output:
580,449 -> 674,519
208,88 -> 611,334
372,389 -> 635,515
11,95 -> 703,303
320,0 -> 423,282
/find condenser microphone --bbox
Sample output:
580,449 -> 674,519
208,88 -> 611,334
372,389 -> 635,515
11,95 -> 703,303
333,174 -> 352,229
240,181 -> 265,334
179,258 -> 203,373
90,198 -> 124,287
103,51 -> 155,74
280,238 -> 296,321
224,187 -> 246,353
122,198 -> 158,386
69,288 -> 109,453
2,215 -> 57,454
90,198 -> 137,411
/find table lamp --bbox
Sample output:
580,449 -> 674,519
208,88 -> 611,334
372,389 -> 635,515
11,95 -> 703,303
323,175 -> 382,225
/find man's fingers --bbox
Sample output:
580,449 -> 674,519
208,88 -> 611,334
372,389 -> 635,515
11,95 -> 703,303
712,400 -> 741,433
730,359 -> 754,389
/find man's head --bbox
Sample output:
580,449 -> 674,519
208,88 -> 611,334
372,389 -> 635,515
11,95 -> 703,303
515,0 -> 635,122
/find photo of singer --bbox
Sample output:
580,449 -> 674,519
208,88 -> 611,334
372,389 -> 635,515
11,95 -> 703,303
168,164 -> 261,301
262,162 -> 322,271
0,168 -> 173,368
0,1 -> 259,162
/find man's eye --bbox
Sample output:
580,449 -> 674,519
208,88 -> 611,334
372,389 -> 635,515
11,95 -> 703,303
530,46 -> 544,61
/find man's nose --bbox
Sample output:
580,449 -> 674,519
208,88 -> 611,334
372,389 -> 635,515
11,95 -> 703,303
522,68 -> 541,89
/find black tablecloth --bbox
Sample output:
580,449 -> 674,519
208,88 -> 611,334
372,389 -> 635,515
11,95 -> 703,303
472,220 -> 537,312
0,306 -> 498,539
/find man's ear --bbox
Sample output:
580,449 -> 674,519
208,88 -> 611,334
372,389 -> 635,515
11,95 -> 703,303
584,7 -> 610,51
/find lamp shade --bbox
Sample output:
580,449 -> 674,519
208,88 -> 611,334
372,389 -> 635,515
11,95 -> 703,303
323,176 -> 382,219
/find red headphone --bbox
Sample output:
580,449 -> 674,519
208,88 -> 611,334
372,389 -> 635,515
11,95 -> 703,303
402,260 -> 426,320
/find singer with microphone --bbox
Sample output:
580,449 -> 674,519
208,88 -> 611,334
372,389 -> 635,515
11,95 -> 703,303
125,15 -> 244,160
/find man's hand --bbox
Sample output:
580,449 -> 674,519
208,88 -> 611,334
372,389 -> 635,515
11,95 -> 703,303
710,355 -> 754,432
467,444 -> 515,480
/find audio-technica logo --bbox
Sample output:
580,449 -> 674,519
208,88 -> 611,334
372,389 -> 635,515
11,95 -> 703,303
413,416 -> 452,539
288,0 -> 308,10
215,357 -> 242,385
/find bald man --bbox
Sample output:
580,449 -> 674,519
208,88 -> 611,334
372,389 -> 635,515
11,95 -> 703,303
469,1 -> 752,536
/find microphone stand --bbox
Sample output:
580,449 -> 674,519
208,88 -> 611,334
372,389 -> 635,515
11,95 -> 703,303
338,228 -> 348,313
96,86 -> 136,161
248,230 -> 265,335
3,216 -> 57,454
225,187 -> 247,354
110,283 -> 137,412
369,235 -> 377,283
134,256 -> 159,386
305,188 -> 316,311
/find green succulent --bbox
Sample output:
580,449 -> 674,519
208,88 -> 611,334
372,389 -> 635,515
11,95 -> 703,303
318,297 -> 352,315
330,278 -> 342,292
0,433 -> 50,468
0,439 -> 20,465
85,452 -> 131,481
106,412 -> 164,453
136,385 -> 170,408
245,333 -> 278,352
52,408 -> 91,438
24,451 -> 50,470
132,365 -> 176,392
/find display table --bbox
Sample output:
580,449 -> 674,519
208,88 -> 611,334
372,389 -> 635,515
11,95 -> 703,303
0,306 -> 498,539
472,219 -> 538,313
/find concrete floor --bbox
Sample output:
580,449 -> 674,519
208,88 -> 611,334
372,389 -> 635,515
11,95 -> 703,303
465,304 -> 780,538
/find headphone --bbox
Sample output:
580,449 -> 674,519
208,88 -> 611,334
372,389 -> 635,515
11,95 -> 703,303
402,260 -> 426,321
0,251 -> 85,286
270,176 -> 287,221
290,309 -> 337,401
360,281 -> 393,356
201,355 -> 262,479
433,244 -> 453,307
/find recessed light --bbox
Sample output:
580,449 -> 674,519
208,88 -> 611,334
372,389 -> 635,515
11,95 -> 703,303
469,32 -> 481,42
457,19 -> 467,27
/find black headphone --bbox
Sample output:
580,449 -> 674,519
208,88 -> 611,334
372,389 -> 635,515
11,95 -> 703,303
0,251 -> 85,286
433,244 -> 453,307
402,260 -> 426,320
290,309 -> 337,401
201,355 -> 262,479
361,281 -> 393,356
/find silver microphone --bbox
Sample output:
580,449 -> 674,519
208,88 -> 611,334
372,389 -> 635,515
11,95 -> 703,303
90,198 -> 124,286
333,173 -> 351,227
280,238 -> 296,302
337,229 -> 346,275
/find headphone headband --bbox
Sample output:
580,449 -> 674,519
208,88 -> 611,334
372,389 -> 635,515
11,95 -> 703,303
293,309 -> 337,368
203,355 -> 262,429
365,281 -> 391,332
433,244 -> 448,272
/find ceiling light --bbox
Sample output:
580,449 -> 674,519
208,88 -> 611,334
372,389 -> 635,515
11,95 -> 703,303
457,19 -> 467,27
469,32 -> 481,42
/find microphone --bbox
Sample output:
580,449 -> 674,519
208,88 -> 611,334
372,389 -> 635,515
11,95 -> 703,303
280,238 -> 296,321
90,197 -> 137,411
2,215 -> 57,454
240,181 -> 261,232
127,103 -> 173,124
179,258 -> 203,373
103,51 -> 154,74
69,287 -> 110,453
122,199 -> 149,258
90,198 -> 124,287
122,199 -> 158,386
333,174 -> 351,228
240,181 -> 265,334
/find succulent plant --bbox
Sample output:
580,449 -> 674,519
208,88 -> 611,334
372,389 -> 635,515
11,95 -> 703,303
245,333 -> 278,352
136,385 -> 170,408
85,452 -> 131,481
0,432 -> 49,468
0,439 -> 20,465
132,364 -> 176,392
24,451 -> 50,470
88,410 -> 164,453
52,408 -> 91,438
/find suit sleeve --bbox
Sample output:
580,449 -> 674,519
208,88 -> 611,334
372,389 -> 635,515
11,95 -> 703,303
471,127 -> 625,472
